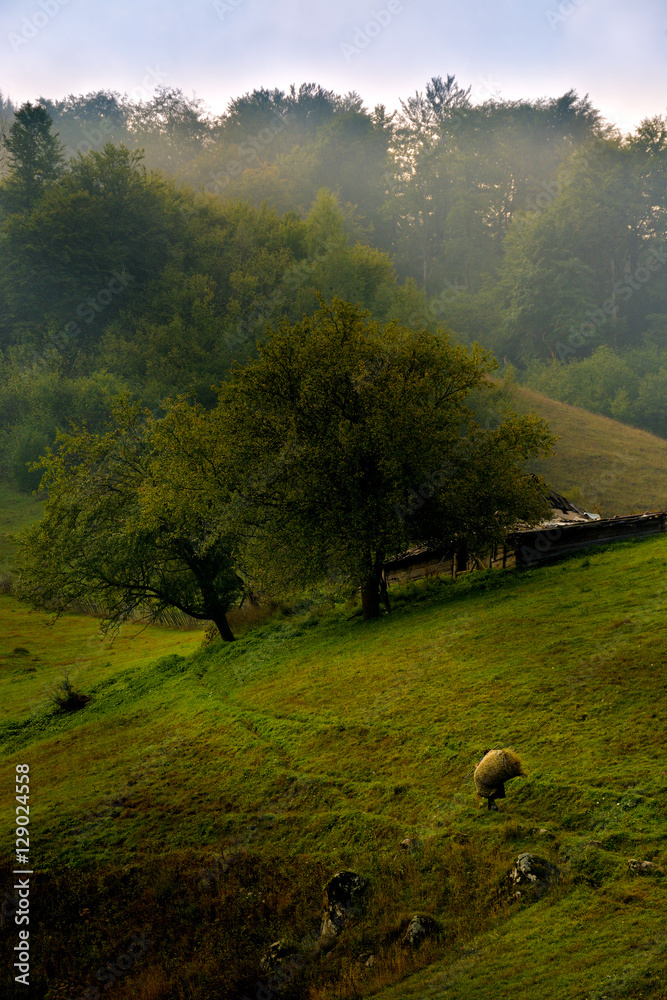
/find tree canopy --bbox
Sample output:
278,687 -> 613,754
212,299 -> 554,618
15,399 -> 243,640
0,102 -> 64,211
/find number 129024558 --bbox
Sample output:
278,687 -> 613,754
15,765 -> 30,857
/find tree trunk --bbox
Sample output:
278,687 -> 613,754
360,550 -> 387,620
360,582 -> 381,620
380,571 -> 391,614
210,608 -> 236,641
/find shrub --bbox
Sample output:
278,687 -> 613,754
3,421 -> 50,492
47,673 -> 91,713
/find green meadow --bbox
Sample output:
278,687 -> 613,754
1,484 -> 666,997
0,483 -> 42,586
515,386 -> 667,517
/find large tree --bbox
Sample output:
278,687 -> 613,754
0,102 -> 64,211
215,298 -> 554,618
15,398 -> 243,640
0,143 -> 175,344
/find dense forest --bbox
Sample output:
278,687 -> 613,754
1,78 -> 666,492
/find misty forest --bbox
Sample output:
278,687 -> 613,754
1,78 -> 667,496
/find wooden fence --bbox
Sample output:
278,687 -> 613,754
384,511 -> 666,585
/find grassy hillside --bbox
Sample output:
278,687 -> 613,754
514,386 -> 667,517
1,535 -> 666,998
0,483 -> 42,584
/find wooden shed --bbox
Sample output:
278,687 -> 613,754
511,511 -> 666,567
384,492 -> 665,585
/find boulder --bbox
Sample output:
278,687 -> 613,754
403,913 -> 439,947
320,871 -> 369,940
507,853 -> 559,900
628,859 -> 663,876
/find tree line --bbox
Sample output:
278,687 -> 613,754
0,101 -> 429,488
1,78 -> 665,452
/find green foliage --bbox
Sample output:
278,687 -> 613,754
0,165 -> 425,486
38,89 -> 131,160
0,365 -> 127,490
521,345 -> 667,437
47,671 -> 91,713
389,88 -> 605,295
14,399 -> 243,639
3,420 -> 50,492
97,269 -> 232,405
304,186 -> 349,253
0,101 -> 64,211
1,79 -> 666,485
0,144 -> 174,341
496,136 -> 667,362
215,298 -> 554,617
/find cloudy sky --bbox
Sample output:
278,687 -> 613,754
1,0 -> 665,132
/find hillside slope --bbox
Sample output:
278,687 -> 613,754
0,482 -> 42,584
1,535 -> 666,999
514,386 -> 667,516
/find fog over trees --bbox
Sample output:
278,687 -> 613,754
1,76 -> 666,505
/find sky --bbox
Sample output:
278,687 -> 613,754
0,0 -> 665,133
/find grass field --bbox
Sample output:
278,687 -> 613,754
1,531 -> 666,998
0,482 -> 42,584
515,386 -> 667,517
0,388 -> 666,998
